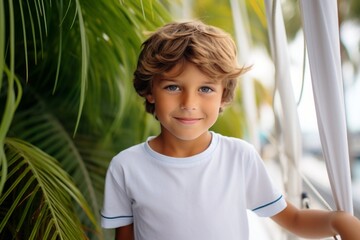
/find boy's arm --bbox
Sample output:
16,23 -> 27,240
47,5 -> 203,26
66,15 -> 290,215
271,201 -> 360,240
115,224 -> 134,240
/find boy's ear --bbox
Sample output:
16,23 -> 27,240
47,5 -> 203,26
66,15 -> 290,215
221,101 -> 225,108
220,93 -> 227,106
146,94 -> 155,104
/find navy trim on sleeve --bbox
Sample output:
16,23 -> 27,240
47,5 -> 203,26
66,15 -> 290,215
252,195 -> 283,212
100,212 -> 133,220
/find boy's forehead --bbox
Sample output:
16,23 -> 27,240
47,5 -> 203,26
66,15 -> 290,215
160,62 -> 219,82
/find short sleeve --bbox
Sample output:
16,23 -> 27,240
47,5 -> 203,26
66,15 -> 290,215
101,161 -> 133,228
245,146 -> 287,217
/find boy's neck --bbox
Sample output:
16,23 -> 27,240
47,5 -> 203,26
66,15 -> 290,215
148,131 -> 212,158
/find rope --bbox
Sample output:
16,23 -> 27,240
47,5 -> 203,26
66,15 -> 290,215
296,34 -> 307,106
294,162 -> 339,240
299,170 -> 333,211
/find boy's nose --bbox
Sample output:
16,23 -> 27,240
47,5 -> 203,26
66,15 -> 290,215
180,92 -> 197,110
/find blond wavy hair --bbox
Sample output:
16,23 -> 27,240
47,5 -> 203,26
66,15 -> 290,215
133,20 -> 250,114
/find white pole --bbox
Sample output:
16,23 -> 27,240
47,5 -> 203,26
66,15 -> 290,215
230,0 -> 261,151
299,0 -> 353,215
264,0 -> 303,209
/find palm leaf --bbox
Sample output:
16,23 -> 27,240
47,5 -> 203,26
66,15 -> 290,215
0,138 -> 99,239
0,0 -> 5,88
0,68 -> 22,195
9,97 -> 102,227
2,0 -> 171,239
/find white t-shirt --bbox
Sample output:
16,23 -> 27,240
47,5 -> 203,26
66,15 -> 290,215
101,132 -> 286,240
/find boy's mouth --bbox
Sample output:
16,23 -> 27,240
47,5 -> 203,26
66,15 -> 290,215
174,117 -> 202,124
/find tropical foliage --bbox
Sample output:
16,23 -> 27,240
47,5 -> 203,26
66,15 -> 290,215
0,0 -> 169,239
1,0 -> 359,239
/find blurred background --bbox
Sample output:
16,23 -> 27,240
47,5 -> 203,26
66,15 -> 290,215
1,0 -> 359,239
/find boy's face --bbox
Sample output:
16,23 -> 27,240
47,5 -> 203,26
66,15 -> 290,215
146,62 -> 224,141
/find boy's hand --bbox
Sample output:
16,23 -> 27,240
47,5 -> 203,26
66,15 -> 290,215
331,211 -> 360,240
272,201 -> 360,239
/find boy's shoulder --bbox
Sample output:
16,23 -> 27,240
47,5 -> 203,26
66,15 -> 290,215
110,140 -> 148,165
212,132 -> 262,167
215,132 -> 255,151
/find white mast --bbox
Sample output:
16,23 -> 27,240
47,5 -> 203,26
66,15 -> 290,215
299,0 -> 353,215
264,0 -> 303,210
230,0 -> 260,150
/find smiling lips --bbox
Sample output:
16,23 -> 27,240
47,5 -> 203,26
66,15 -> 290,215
174,117 -> 202,125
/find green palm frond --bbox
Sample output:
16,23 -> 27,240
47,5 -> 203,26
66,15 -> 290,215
0,0 -> 4,88
0,138 -> 98,239
9,97 -> 101,222
0,67 -> 22,195
1,0 -> 171,239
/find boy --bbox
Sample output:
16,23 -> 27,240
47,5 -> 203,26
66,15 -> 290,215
101,20 -> 360,239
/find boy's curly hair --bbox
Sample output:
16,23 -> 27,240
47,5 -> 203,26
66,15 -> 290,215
133,20 -> 250,114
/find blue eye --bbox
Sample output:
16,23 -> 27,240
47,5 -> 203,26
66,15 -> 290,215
199,86 -> 213,93
165,85 -> 180,91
